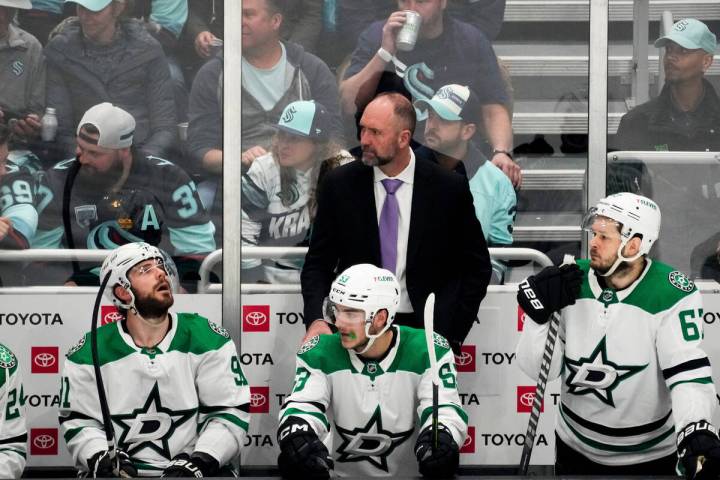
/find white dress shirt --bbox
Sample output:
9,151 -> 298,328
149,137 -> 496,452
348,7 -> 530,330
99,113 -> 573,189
373,150 -> 415,313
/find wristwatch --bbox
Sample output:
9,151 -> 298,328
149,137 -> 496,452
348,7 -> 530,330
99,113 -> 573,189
492,149 -> 513,160
377,47 -> 393,63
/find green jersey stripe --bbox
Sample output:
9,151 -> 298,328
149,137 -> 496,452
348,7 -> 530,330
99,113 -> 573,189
419,404 -> 468,426
669,377 -> 714,390
281,407 -> 330,430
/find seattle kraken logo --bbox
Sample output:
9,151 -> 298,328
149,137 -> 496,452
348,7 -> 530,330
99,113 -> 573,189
282,106 -> 297,123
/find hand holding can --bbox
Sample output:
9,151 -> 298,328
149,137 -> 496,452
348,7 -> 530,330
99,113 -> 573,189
396,10 -> 422,52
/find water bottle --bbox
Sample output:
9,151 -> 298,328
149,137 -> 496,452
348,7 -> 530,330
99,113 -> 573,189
41,107 -> 58,142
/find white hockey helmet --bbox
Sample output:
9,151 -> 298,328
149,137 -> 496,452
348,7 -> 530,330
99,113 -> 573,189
325,264 -> 400,353
100,242 -> 177,310
582,192 -> 661,275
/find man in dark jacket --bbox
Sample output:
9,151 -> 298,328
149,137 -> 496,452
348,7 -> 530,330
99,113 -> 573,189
240,0 -> 342,166
44,0 -> 177,162
614,18 -> 719,152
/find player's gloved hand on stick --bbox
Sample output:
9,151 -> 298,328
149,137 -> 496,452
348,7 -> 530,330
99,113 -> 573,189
415,424 -> 459,478
517,264 -> 583,324
87,449 -> 137,478
677,420 -> 720,480
161,452 -> 220,477
277,417 -> 333,479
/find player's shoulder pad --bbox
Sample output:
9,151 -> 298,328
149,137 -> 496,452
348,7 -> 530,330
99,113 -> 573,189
575,258 -> 591,273
399,325 -> 452,359
0,343 -> 18,370
649,261 -> 697,295
65,333 -> 89,360
172,313 -> 232,353
297,333 -> 349,370
623,261 -> 698,315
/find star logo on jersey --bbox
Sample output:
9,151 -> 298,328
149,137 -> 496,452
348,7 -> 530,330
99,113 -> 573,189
112,383 -> 196,459
563,336 -> 647,407
335,406 -> 413,472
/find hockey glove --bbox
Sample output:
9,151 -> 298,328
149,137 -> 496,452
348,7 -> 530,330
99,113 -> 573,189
277,417 -> 333,479
161,452 -> 220,477
87,449 -> 137,478
678,421 -> 720,480
517,264 -> 583,324
415,424 -> 460,478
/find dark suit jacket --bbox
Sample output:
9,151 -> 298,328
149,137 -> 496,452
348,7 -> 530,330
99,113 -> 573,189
301,155 -> 492,346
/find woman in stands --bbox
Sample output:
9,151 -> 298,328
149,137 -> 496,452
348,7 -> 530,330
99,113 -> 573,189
241,100 -> 350,283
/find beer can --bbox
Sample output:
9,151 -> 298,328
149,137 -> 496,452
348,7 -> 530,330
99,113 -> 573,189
396,10 -> 422,52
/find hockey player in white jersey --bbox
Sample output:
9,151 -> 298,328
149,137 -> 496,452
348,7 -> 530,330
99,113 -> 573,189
277,264 -> 467,478
0,343 -> 27,478
516,193 -> 720,477
59,242 -> 249,477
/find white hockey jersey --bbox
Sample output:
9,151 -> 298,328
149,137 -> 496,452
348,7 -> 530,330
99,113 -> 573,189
279,326 -> 467,477
59,313 -> 250,476
0,343 -> 27,479
516,259 -> 717,465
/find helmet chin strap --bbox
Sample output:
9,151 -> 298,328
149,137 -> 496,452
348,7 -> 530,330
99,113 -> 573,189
355,322 -> 392,355
600,240 -> 642,277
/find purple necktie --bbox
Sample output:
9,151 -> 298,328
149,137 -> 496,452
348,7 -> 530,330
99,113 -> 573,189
379,178 -> 403,273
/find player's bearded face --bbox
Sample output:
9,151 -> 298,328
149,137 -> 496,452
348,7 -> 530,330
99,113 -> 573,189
129,261 -> 174,318
588,218 -> 625,274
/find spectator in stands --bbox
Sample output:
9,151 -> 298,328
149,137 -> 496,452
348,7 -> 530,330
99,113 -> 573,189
415,84 -> 516,283
32,103 -> 215,289
17,0 -> 66,45
301,92 -> 491,353
242,100 -> 351,284
0,123 -> 37,248
339,0 -> 520,187
44,0 -> 177,162
188,49 -> 222,176
183,0 -> 222,61
241,0 -> 343,167
614,18 -> 719,151
281,0 -> 322,55
0,0 -> 44,140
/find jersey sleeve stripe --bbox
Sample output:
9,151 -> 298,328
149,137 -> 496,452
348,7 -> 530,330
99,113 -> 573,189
281,399 -> 327,413
197,412 -> 249,432
0,433 -> 27,445
662,357 -> 711,379
669,377 -> 714,390
0,448 -> 26,459
561,403 -> 672,437
280,408 -> 330,430
199,404 -> 248,413
419,404 -> 468,426
58,410 -> 96,424
63,427 -> 84,443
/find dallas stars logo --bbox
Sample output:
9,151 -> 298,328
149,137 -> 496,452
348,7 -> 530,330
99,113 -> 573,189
335,406 -> 413,472
112,383 -> 196,459
564,336 -> 647,407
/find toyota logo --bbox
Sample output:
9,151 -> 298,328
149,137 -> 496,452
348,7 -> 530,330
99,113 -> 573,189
463,435 -> 473,448
33,435 -> 55,449
520,392 -> 536,407
245,311 -> 267,326
104,311 -> 124,324
34,353 -> 56,368
454,351 -> 473,366
250,393 -> 267,407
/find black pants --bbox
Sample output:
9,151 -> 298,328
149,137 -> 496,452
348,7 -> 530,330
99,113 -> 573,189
555,434 -> 679,476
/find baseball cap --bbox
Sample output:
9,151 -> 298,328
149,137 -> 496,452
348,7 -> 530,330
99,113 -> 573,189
64,0 -> 113,12
0,0 -> 32,9
654,18 -> 717,54
77,103 -> 135,149
276,100 -> 331,141
414,84 -> 481,124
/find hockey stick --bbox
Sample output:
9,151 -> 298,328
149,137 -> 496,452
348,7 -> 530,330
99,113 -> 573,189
518,310 -> 560,475
423,293 -> 439,451
91,271 -> 120,472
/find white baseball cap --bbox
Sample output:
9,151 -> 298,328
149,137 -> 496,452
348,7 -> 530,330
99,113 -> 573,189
0,0 -> 32,9
77,103 -> 135,149
64,0 -> 114,12
414,84 -> 481,124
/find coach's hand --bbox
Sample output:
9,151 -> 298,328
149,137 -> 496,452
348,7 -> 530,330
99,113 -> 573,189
415,424 -> 459,478
87,449 -> 137,478
678,421 -> 720,480
517,264 -> 583,325
277,417 -> 333,479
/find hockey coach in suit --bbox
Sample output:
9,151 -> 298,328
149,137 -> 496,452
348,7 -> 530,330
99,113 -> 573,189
301,92 -> 491,353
